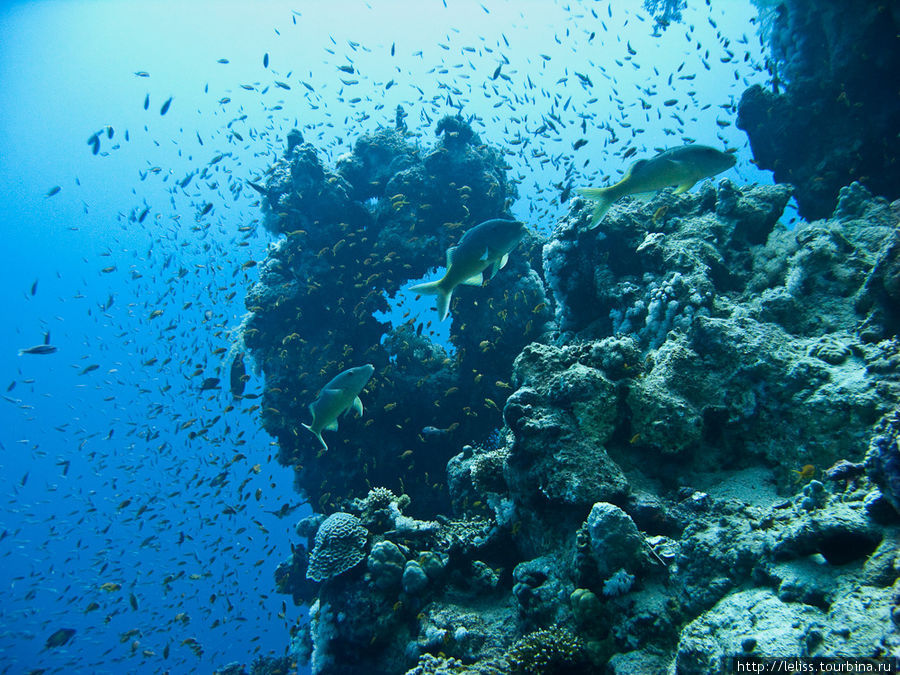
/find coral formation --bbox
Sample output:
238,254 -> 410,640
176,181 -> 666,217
738,1 -> 900,220
306,513 -> 368,583
241,117 -> 550,518
250,116 -> 900,673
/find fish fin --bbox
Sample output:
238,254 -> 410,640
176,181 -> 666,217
479,247 -> 490,262
461,273 -> 484,286
409,280 -> 452,321
301,423 -> 327,451
673,181 -> 695,194
350,396 -> 363,417
576,187 -> 616,229
325,419 -> 339,431
410,279 -> 441,294
630,191 -> 656,203
491,253 -> 510,279
445,246 -> 457,267
436,288 -> 452,320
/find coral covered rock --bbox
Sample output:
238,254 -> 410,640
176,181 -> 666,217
585,503 -> 651,580
738,2 -> 900,220
263,120 -> 900,675
306,513 -> 368,582
242,118 -> 541,518
503,343 -> 629,509
866,408 -> 900,515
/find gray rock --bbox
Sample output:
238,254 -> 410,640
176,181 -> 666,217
402,560 -> 429,595
367,541 -> 407,591
586,502 -> 649,580
673,589 -> 823,673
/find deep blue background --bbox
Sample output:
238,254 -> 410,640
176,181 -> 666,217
0,1 -> 771,672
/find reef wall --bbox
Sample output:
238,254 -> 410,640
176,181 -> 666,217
252,146 -> 900,672
241,117 -> 551,520
738,1 -> 900,220
229,77 -> 900,670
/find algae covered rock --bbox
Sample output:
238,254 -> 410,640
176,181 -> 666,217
503,343 -> 629,508
673,588 -> 824,673
585,502 -> 650,580
866,408 -> 900,515
242,116 -> 537,520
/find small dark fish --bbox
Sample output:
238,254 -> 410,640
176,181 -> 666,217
45,628 -> 76,649
390,42 -> 395,56
573,138 -> 588,150
129,593 -> 139,611
217,58 -> 229,64
134,71 -> 150,77
19,345 -> 57,355
45,186 -> 61,197
421,426 -> 453,437
105,126 -> 113,139
199,202 -> 213,217
79,364 -> 99,375
143,93 -> 149,110
30,280 -> 37,296
263,52 -> 269,68
491,64 -> 501,80
199,377 -> 220,391
160,96 -> 173,115
337,64 -> 354,74
230,353 -> 247,397
267,502 -> 303,518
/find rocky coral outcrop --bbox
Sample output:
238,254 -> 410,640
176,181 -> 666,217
537,181 -> 899,483
737,1 -> 900,220
252,105 -> 900,674
241,117 -> 550,517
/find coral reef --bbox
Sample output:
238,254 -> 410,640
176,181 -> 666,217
738,1 -> 900,220
241,117 -> 551,517
249,114 -> 900,672
541,181 -> 899,479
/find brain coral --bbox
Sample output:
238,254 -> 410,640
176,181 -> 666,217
306,512 -> 368,582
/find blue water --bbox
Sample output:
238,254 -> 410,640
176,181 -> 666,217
0,1 -> 773,672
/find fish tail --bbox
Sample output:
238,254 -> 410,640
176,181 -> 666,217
409,280 -> 452,321
301,423 -> 327,451
576,187 -> 616,229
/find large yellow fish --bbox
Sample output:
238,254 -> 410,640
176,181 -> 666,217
577,144 -> 736,229
302,364 -> 374,450
410,218 -> 527,321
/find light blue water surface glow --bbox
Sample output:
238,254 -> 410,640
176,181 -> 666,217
0,1 -> 773,671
